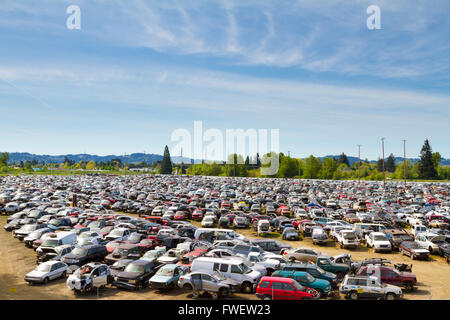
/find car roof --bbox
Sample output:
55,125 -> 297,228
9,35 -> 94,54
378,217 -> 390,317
261,276 -> 294,283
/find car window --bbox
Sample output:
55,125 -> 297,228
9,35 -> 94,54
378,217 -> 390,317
259,281 -> 270,289
231,265 -> 242,274
213,263 -> 220,271
347,278 -> 358,285
270,282 -> 283,290
201,274 -> 213,282
220,264 -> 228,272
282,283 -> 296,291
356,279 -> 367,286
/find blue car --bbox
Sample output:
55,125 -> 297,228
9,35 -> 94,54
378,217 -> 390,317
149,264 -> 189,289
273,270 -> 332,299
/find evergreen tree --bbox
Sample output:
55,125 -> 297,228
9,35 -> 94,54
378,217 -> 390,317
377,158 -> 384,172
418,139 -> 438,179
160,145 -> 173,174
386,154 -> 396,173
337,153 -> 350,166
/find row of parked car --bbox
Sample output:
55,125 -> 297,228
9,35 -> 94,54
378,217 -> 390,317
1,175 -> 449,300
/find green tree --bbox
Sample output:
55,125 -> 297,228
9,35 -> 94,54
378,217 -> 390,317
86,161 -> 96,170
336,153 -> 350,166
385,154 -> 396,173
160,145 -> 173,174
0,152 -> 9,166
319,158 -> 338,179
432,152 -> 442,170
418,139 -> 438,179
24,161 -> 33,172
279,156 -> 299,178
302,155 -> 321,179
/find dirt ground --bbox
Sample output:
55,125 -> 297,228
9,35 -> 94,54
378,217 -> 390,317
1,215 -> 449,300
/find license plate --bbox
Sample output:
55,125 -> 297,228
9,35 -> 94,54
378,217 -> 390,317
357,288 -> 364,294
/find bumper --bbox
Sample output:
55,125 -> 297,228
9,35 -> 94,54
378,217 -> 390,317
24,277 -> 45,284
374,247 -> 392,252
112,280 -> 138,290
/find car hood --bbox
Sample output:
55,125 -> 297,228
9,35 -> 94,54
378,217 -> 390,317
400,272 -> 416,280
26,270 -> 47,278
312,278 -> 331,288
374,241 -> 391,246
412,248 -> 429,254
116,272 -> 141,280
150,275 -> 173,283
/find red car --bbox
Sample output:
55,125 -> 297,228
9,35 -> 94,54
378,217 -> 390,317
137,238 -> 157,253
357,265 -> 417,291
256,276 -> 314,300
174,211 -> 187,221
192,209 -> 204,221
105,240 -> 130,253
177,249 -> 208,268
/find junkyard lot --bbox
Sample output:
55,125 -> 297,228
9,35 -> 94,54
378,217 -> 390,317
1,215 -> 449,300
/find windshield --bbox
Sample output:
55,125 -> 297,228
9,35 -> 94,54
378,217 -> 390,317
373,235 -> 387,241
111,261 -> 128,269
71,247 -> 88,256
36,264 -> 51,272
239,263 -> 252,274
156,266 -> 174,276
109,230 -> 123,237
305,273 -> 315,283
49,219 -> 60,226
144,251 -> 158,259
42,239 -> 59,247
22,225 -> 36,231
124,263 -> 145,273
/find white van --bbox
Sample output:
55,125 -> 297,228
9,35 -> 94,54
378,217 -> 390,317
191,257 -> 261,293
36,231 -> 77,253
413,224 -> 428,236
194,228 -> 245,242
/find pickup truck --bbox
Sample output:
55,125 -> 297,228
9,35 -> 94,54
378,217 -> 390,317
365,232 -> 392,253
335,230 -> 359,249
339,275 -> 403,300
315,255 -> 350,281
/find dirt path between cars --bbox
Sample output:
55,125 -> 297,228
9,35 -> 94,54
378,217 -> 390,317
1,215 -> 449,300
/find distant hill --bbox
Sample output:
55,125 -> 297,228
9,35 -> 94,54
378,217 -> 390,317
3,152 -> 449,166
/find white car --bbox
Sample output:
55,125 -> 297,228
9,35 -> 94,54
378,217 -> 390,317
104,227 -> 130,241
247,252 -> 280,273
336,230 -> 359,249
415,232 -> 446,253
365,232 -> 392,252
201,216 -> 215,227
24,261 -> 68,284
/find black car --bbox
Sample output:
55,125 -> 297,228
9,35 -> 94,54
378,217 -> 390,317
110,259 -> 134,277
112,260 -> 158,290
61,244 -> 108,272
385,230 -> 414,250
251,239 -> 292,255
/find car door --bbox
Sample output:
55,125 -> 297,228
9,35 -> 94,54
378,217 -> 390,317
191,274 -> 203,291
281,282 -> 298,300
269,281 -> 284,300
49,264 -> 59,280
367,278 -> 384,299
200,274 -> 216,291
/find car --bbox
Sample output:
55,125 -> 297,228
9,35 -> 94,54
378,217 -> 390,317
149,264 -> 190,289
157,248 -> 188,264
365,232 -> 392,253
335,230 -> 359,249
112,259 -> 158,290
141,247 -> 167,262
399,241 -> 430,260
438,243 -> 450,262
315,256 -> 350,281
339,275 -> 403,300
357,265 -> 417,291
311,227 -> 328,245
384,230 -> 414,251
247,252 -> 281,275
415,232 -> 446,254
105,243 -> 142,265
272,270 -> 332,299
66,262 -> 112,294
280,262 -> 338,288
109,259 -> 134,277
282,227 -> 300,241
61,244 -> 108,273
24,261 -> 68,284
251,239 -> 291,254
13,223 -> 48,241
23,227 -> 52,248
201,216 -> 215,228
178,271 -> 240,299
255,276 -> 315,300
233,216 -> 249,228
36,244 -> 75,264
104,227 -> 131,242
282,247 -> 324,263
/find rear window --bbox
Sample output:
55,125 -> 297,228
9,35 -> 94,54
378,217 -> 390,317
259,281 -> 270,289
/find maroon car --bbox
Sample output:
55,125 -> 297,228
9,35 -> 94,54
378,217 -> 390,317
357,265 -> 417,291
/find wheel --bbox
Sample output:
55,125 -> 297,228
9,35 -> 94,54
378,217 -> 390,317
385,293 -> 396,300
241,282 -> 253,293
429,247 -> 433,254
219,287 -> 230,297
211,292 -> 219,300
183,283 -> 193,291
61,271 -> 67,278
192,290 -> 200,298
339,243 -> 343,249
349,291 -> 358,300
43,277 -> 49,284
262,294 -> 272,300
315,289 -> 324,299
135,283 -> 142,291
411,253 -> 416,260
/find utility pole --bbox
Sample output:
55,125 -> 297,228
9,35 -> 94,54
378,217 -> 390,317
180,147 -> 183,176
381,138 -> 385,189
403,140 -> 406,187
358,144 -> 361,184
204,151 -> 206,176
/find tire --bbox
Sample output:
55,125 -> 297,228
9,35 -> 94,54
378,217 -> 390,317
219,287 -> 229,297
211,292 -> 219,300
336,272 -> 345,282
241,282 -> 253,293
412,253 -> 416,260
262,294 -> 272,300
349,291 -> 358,300
192,290 -> 200,298
61,271 -> 66,278
43,277 -> 49,284
315,289 -> 324,299
385,293 -> 396,300
183,283 -> 193,291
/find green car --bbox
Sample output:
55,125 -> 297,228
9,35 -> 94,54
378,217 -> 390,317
272,270 -> 331,299
315,256 -> 350,281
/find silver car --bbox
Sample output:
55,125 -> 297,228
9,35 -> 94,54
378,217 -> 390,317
178,271 -> 240,299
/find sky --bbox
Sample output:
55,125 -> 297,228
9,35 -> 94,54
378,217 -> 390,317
0,0 -> 449,161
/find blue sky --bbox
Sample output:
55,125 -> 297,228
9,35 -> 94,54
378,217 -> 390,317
0,0 -> 449,160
